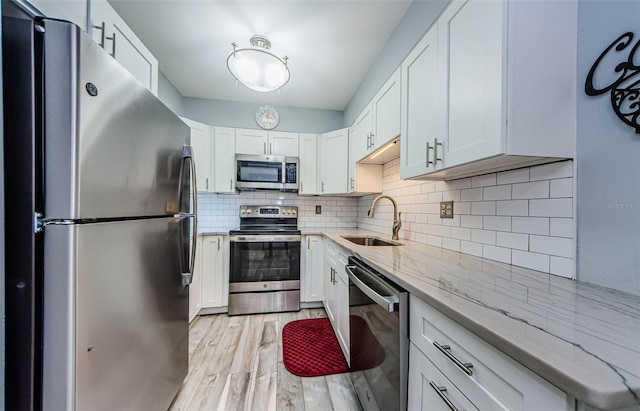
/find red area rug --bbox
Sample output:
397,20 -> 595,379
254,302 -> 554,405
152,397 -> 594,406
282,316 -> 385,377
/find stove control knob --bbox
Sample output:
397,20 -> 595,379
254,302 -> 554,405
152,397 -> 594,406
292,209 -> 296,215
246,209 -> 251,214
241,210 -> 245,215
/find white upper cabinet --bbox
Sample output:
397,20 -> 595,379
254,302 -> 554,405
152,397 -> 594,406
299,133 -> 319,195
28,0 -> 88,30
268,131 -> 299,156
89,0 -> 159,95
372,67 -> 401,151
212,127 -> 236,194
319,128 -> 349,195
235,129 -> 299,156
182,117 -> 213,193
400,24 -> 440,178
352,103 -> 374,162
401,0 -> 576,180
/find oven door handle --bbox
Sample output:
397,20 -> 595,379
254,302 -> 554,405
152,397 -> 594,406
346,265 -> 399,313
230,235 -> 301,242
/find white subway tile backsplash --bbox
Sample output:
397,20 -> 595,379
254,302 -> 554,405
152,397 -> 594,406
496,200 -> 528,216
461,215 -> 483,229
529,198 -> 573,217
497,168 -> 530,185
452,178 -> 472,189
443,190 -> 461,201
483,245 -> 511,264
550,218 -> 573,238
471,201 -> 496,216
442,237 -> 461,252
471,229 -> 497,245
472,173 -> 497,187
550,178 -> 573,198
512,181 -> 550,199
512,217 -> 550,235
512,250 -> 550,272
530,235 -> 573,258
550,256 -> 574,278
461,188 -> 483,201
530,161 -> 573,181
483,216 -> 512,232
460,241 -> 483,257
496,232 -> 529,251
451,227 -> 471,241
483,185 -> 512,201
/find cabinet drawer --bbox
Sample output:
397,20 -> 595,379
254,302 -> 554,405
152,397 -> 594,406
409,343 -> 478,411
410,296 -> 571,411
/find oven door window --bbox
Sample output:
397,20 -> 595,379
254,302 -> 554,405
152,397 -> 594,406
230,240 -> 301,282
237,160 -> 282,183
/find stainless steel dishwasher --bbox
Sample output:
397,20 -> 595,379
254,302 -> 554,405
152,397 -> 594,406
346,256 -> 409,411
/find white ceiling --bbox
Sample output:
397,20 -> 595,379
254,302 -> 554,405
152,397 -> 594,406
108,0 -> 412,110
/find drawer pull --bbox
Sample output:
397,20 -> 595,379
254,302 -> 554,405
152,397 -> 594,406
429,381 -> 460,411
433,341 -> 474,376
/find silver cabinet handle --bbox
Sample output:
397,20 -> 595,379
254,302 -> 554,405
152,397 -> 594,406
433,341 -> 474,376
426,141 -> 434,166
434,138 -> 443,165
92,22 -> 115,57
217,237 -> 220,251
429,381 -> 459,411
350,178 -> 355,190
307,237 -> 311,250
366,133 -> 371,150
205,178 -> 209,191
370,132 -> 375,148
230,179 -> 233,190
270,142 -> 273,155
300,181 -> 303,192
321,181 -> 325,193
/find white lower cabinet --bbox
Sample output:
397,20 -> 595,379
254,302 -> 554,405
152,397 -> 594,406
301,235 -> 325,303
200,235 -> 228,310
189,236 -> 203,323
323,240 -> 350,363
189,234 -> 229,321
409,295 -> 573,411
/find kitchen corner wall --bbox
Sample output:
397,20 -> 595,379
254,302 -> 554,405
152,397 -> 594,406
358,158 -> 575,278
197,192 -> 358,233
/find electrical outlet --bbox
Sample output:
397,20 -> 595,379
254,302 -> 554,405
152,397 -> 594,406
315,205 -> 322,215
440,201 -> 454,218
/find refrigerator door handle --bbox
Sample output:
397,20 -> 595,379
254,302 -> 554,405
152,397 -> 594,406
178,146 -> 198,286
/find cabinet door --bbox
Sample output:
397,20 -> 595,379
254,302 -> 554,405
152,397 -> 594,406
400,24 -> 441,179
201,235 -> 227,308
335,267 -> 350,365
302,235 -> 325,302
29,0 -> 88,30
89,0 -> 158,95
189,237 -> 203,322
268,131 -> 299,156
212,127 -> 236,193
298,133 -> 319,195
182,118 -> 213,193
323,259 -> 335,323
319,128 -> 349,194
353,103 -> 374,161
409,343 -> 478,411
235,128 -> 268,155
439,0 -> 505,167
373,67 -> 401,151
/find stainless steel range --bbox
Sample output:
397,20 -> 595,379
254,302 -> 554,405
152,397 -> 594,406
228,205 -> 301,315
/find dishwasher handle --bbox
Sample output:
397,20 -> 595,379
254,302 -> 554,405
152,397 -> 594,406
346,265 -> 399,312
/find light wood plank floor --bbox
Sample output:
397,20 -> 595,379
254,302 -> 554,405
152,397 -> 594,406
169,309 -> 362,411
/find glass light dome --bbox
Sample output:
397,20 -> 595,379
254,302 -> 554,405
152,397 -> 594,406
227,35 -> 290,93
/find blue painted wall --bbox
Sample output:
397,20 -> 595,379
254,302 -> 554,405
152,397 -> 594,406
342,0 -> 448,127
183,97 -> 343,133
577,0 -> 640,295
157,70 -> 185,116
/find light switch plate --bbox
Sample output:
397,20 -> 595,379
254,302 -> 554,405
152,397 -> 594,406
440,201 -> 454,218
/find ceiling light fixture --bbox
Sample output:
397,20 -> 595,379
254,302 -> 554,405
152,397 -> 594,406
226,35 -> 290,93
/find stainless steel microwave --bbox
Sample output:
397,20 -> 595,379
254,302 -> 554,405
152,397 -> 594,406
235,154 -> 299,191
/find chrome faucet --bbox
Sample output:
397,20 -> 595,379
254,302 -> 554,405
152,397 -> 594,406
368,194 -> 402,240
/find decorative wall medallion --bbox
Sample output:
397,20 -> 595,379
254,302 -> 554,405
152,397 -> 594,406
255,105 -> 279,129
585,32 -> 640,133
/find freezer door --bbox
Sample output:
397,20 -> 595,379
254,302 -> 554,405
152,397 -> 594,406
42,19 -> 190,220
42,218 -> 189,410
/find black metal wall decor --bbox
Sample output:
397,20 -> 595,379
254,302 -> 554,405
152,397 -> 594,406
585,32 -> 640,133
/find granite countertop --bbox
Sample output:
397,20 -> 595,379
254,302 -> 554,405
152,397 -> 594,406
304,229 -> 640,410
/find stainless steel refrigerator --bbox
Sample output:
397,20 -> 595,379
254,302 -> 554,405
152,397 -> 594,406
3,5 -> 197,410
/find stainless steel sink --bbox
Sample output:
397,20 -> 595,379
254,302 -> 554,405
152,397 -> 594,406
341,235 -> 402,246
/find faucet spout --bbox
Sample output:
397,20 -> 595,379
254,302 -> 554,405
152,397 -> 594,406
368,194 -> 401,240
